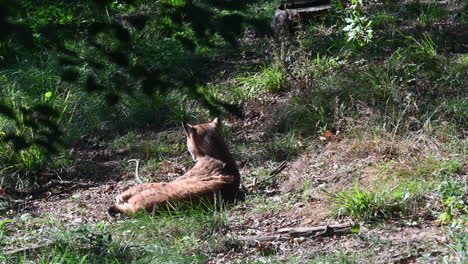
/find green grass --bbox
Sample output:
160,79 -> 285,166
446,228 -> 468,263
344,156 -> 466,224
365,158 -> 466,223
308,252 -> 356,264
128,134 -> 186,161
1,200 -> 229,263
379,158 -> 462,180
326,186 -> 408,221
261,132 -> 306,162
401,2 -> 449,27
223,65 -> 286,103
435,180 -> 467,226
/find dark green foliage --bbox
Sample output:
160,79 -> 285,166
0,0 -> 270,154
0,0 -> 271,183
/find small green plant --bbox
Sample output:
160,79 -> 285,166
446,229 -> 468,263
307,53 -> 343,77
274,91 -> 336,136
436,181 -> 467,226
0,219 -> 14,241
439,197 -> 467,225
402,2 -> 449,27
410,34 -> 437,57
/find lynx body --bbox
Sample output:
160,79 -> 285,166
109,118 -> 240,215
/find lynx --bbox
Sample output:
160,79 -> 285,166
108,118 -> 240,215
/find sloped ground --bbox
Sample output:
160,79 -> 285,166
1,103 -> 465,263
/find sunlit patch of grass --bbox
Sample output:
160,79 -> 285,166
113,199 -> 229,261
308,252 -> 356,264
379,158 -> 462,180
326,186 -> 408,221
1,199 -> 230,263
441,98 -> 468,130
250,195 -> 289,213
305,53 -> 344,78
234,64 -> 285,100
457,54 -> 468,66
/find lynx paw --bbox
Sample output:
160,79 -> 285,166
115,195 -> 124,204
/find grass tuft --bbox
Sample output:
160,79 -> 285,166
326,185 -> 407,221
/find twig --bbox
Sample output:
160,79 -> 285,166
258,161 -> 288,186
128,159 -> 142,184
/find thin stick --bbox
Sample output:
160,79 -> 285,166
128,159 -> 142,184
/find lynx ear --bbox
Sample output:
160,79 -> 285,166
182,121 -> 194,136
212,117 -> 221,127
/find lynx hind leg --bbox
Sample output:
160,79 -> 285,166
108,202 -> 142,216
116,183 -> 157,203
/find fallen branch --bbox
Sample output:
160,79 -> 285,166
236,223 -> 353,244
278,223 -> 352,238
389,250 -> 444,263
3,241 -> 55,255
236,235 -> 286,242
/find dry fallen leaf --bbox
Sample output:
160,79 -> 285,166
321,130 -> 334,141
256,241 -> 273,252
319,130 -> 342,142
162,160 -> 173,167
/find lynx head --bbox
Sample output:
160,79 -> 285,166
182,118 -> 229,162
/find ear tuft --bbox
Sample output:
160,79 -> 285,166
182,121 -> 193,136
212,117 -> 220,126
